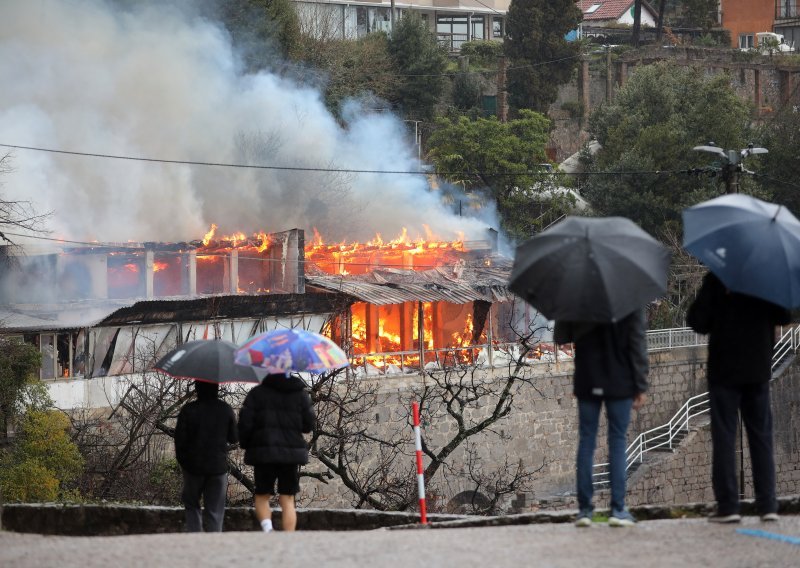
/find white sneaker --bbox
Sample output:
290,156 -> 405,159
761,512 -> 779,522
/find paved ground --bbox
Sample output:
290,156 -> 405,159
2,516 -> 799,567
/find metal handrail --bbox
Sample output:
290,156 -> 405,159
593,325 -> 800,487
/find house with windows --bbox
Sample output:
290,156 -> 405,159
721,0 -> 800,51
575,0 -> 657,37
293,0 -> 509,52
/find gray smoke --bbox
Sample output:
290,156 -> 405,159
0,0 -> 495,245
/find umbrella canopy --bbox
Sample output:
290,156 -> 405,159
508,216 -> 671,322
683,193 -> 800,309
153,339 -> 262,384
234,329 -> 349,375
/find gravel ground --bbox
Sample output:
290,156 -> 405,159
2,516 -> 799,568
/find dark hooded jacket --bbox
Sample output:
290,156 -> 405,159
554,308 -> 649,399
174,381 -> 238,475
238,374 -> 315,466
687,272 -> 790,385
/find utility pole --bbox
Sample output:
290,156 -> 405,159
692,143 -> 769,194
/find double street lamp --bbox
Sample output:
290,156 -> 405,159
692,143 -> 768,194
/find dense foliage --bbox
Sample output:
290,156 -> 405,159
580,61 -> 755,237
0,338 -> 41,438
386,13 -> 448,120
503,0 -> 582,113
427,110 -> 575,240
0,410 -> 84,502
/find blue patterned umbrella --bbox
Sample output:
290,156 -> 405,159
235,329 -> 349,376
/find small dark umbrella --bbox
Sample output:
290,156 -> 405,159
153,339 -> 262,384
508,216 -> 671,322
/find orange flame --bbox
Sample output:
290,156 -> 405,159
202,224 -> 218,246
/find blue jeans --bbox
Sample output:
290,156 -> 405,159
576,397 -> 633,515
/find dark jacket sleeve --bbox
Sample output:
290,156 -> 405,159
301,390 -> 315,434
174,407 -> 189,469
628,308 -> 649,393
687,274 -> 715,334
237,391 -> 255,449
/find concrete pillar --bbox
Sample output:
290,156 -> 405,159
145,250 -> 154,299
606,46 -> 613,101
754,69 -> 761,112
619,61 -> 628,87
186,250 -> 197,296
497,56 -> 508,122
780,70 -> 793,107
228,249 -> 239,294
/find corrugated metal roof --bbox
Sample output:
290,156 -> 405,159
306,256 -> 514,306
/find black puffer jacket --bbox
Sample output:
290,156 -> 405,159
175,391 -> 238,475
238,374 -> 315,466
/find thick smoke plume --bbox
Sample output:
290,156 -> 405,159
0,0 -> 494,245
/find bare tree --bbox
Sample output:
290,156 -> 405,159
304,307 -> 553,514
0,152 -> 50,244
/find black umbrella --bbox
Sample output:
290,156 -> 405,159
508,216 -> 671,322
152,339 -> 262,384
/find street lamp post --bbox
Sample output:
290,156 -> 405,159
692,143 -> 768,194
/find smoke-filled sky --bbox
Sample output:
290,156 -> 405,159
0,0 -> 494,245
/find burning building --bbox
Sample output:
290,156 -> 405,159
0,226 -> 546,407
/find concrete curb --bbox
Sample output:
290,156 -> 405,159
2,496 -> 799,535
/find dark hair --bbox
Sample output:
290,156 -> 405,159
195,381 -> 219,399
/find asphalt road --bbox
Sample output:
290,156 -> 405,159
2,516 -> 799,567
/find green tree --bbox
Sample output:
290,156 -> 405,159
580,61 -> 755,236
427,110 -> 572,239
756,109 -> 800,216
0,337 -> 41,439
387,13 -> 448,121
221,0 -> 302,66
504,0 -> 582,113
680,0 -> 718,31
297,33 -> 399,116
0,409 -> 84,502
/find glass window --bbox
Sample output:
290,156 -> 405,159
471,16 -> 484,41
739,34 -> 754,49
492,17 -> 503,39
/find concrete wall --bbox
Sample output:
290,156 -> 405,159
300,346 -> 800,514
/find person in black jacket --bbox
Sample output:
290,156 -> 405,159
688,272 -> 791,523
554,308 -> 649,528
238,373 -> 315,532
174,380 -> 238,532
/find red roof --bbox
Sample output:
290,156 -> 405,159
576,0 -> 637,22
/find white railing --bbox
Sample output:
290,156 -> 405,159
772,325 -> 800,374
593,325 -> 800,487
646,327 -> 707,351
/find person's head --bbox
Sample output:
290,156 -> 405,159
194,380 -> 219,400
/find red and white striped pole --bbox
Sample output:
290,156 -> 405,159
412,401 -> 428,525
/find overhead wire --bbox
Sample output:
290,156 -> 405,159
0,142 -> 690,177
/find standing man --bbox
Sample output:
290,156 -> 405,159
555,308 -> 649,528
174,380 -> 238,532
688,272 -> 790,523
238,373 -> 315,533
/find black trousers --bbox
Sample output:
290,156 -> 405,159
709,381 -> 777,516
181,471 -> 228,532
